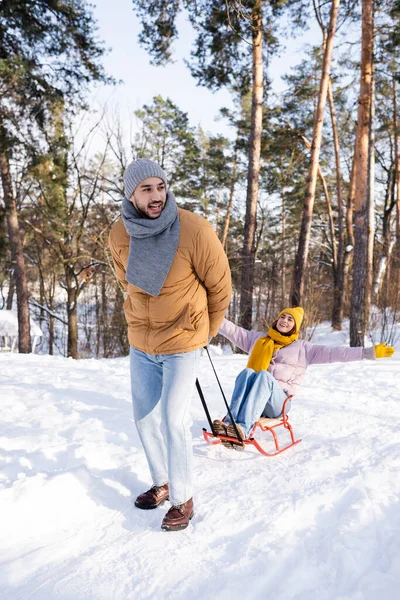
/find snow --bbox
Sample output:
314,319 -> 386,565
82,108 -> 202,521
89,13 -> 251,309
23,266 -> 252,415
0,327 -> 400,600
0,310 -> 43,337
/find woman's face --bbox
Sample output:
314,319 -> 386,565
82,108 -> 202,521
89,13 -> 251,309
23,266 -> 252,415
276,313 -> 295,334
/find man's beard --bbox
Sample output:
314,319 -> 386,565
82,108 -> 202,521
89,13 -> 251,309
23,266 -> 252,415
133,196 -> 165,219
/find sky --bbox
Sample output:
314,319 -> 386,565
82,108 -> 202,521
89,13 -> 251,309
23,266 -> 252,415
88,0 -> 321,141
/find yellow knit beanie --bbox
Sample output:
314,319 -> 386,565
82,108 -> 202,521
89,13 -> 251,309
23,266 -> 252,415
276,307 -> 304,333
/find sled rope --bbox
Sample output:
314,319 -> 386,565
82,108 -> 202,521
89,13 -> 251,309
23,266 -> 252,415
195,378 -> 216,436
196,346 -> 243,443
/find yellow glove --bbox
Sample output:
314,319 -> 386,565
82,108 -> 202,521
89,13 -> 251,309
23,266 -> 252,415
374,342 -> 395,359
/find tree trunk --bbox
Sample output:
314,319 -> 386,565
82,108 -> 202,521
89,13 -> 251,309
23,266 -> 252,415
255,275 -> 262,324
50,272 -> 57,355
239,0 -> 263,329
101,269 -> 108,357
328,79 -> 345,330
95,272 -> 101,358
350,0 -> 374,347
394,74 -> 400,252
281,189 -> 286,305
221,141 -> 238,249
49,313 -> 55,355
321,168 -> 338,269
0,147 -> 31,353
374,161 -> 394,298
215,187 -> 221,237
374,240 -> 395,297
341,153 -> 356,311
291,126 -> 338,304
291,0 -> 340,307
6,271 -> 14,310
365,65 -> 375,322
66,269 -> 79,358
374,75 -> 399,309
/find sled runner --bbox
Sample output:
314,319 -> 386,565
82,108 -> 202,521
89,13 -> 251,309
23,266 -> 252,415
202,395 -> 301,456
197,347 -> 301,457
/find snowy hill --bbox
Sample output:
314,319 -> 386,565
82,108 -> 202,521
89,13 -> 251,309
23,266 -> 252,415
1,329 -> 400,600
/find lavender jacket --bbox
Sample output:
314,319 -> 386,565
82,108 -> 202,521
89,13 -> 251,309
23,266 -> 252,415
219,319 -> 375,397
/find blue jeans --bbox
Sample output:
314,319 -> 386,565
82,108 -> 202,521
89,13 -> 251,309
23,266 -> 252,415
224,368 -> 289,437
130,347 -> 200,505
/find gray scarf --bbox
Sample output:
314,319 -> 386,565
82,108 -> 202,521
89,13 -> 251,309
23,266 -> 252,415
121,191 -> 180,296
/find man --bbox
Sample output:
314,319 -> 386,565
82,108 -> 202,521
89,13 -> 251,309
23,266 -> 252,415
109,158 -> 231,531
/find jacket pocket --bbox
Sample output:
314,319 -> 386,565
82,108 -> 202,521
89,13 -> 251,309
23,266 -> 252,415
174,303 -> 196,332
123,296 -> 139,326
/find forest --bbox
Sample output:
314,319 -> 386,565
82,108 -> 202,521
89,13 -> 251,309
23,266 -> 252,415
1,0 -> 399,358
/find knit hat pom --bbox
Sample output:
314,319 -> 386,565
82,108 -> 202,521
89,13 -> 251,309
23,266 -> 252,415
277,307 -> 304,333
123,158 -> 168,199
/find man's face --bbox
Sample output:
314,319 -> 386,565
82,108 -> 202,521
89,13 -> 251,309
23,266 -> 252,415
130,177 -> 167,219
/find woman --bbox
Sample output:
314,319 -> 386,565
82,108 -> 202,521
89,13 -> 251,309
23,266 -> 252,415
213,307 -> 395,450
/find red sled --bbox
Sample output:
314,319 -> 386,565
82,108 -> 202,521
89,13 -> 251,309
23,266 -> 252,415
202,395 -> 301,457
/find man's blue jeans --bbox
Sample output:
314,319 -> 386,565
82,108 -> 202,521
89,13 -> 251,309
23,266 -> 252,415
130,347 -> 200,505
224,368 -> 289,437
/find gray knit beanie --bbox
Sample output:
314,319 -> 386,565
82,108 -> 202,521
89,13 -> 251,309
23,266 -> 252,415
123,158 -> 168,199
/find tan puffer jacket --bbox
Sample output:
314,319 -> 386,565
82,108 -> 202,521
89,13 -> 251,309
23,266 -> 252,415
109,208 -> 231,354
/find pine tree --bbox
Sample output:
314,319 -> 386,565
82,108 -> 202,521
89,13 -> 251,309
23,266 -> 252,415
291,0 -> 341,307
131,0 -> 287,327
350,0 -> 374,347
0,0 -> 111,352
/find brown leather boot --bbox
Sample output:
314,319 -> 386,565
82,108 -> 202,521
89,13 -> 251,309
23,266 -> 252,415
213,419 -> 234,449
161,498 -> 194,531
134,483 -> 169,510
226,423 -> 245,452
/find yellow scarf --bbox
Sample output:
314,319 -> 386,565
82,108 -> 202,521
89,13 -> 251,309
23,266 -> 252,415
247,327 -> 299,372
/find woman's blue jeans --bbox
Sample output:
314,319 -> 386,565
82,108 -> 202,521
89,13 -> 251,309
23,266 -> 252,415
224,368 -> 289,437
129,347 -> 200,505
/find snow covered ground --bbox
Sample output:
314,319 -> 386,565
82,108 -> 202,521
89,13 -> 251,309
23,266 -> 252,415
1,326 -> 400,600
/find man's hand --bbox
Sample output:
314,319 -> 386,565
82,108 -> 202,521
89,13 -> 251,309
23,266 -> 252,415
374,342 -> 395,359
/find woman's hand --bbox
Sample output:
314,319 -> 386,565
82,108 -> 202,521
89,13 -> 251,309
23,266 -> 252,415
374,342 -> 395,359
